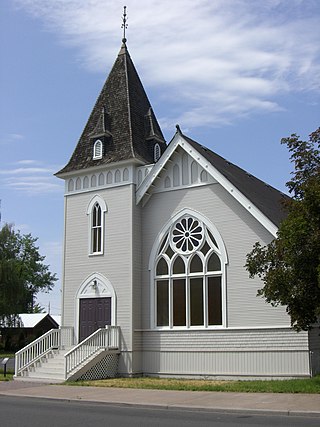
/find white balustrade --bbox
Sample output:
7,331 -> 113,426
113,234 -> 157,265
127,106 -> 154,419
65,326 -> 120,379
15,327 -> 74,377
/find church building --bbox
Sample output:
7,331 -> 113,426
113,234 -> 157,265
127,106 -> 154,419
14,35 -> 319,382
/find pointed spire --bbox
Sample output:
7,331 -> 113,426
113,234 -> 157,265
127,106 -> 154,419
56,35 -> 166,176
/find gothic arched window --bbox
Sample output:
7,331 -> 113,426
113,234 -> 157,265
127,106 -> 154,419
154,213 -> 226,328
87,195 -> 107,255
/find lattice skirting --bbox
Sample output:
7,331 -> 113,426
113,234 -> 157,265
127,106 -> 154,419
77,353 -> 119,381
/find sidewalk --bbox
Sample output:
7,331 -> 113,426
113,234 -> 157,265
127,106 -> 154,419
0,380 -> 320,417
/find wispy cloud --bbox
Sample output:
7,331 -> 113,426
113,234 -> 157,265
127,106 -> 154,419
0,162 -> 63,195
0,133 -> 25,145
14,0 -> 320,128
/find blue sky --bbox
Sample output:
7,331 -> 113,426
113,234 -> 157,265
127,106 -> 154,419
1,0 -> 319,315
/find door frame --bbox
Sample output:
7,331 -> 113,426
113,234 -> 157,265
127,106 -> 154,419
75,272 -> 117,343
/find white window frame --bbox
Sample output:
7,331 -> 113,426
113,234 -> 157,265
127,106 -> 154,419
93,139 -> 103,160
149,208 -> 228,330
87,195 -> 108,255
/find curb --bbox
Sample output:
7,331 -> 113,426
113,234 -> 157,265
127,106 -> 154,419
1,392 -> 320,418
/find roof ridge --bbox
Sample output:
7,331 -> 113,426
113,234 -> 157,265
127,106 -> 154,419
122,45 -> 135,159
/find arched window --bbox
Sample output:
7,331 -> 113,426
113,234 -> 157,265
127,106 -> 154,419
91,203 -> 102,253
93,140 -> 103,160
123,168 -> 129,181
68,179 -> 74,192
153,212 -> 226,329
191,161 -> 198,184
83,176 -> 89,189
87,195 -> 108,255
98,173 -> 105,186
173,164 -> 180,187
154,143 -> 161,162
107,171 -> 113,184
115,169 -> 121,183
200,170 -> 208,183
164,176 -> 171,188
75,177 -> 81,190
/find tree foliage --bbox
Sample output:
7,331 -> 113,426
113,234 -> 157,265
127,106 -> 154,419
246,128 -> 320,331
0,223 -> 57,327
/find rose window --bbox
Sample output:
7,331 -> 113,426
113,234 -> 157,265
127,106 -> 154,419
171,217 -> 204,254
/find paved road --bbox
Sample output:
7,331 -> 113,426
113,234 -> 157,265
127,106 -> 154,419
0,396 -> 319,427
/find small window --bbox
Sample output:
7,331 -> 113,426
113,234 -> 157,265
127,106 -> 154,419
154,143 -> 161,162
93,140 -> 103,160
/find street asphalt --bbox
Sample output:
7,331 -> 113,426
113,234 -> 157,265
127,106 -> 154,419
0,379 -> 319,417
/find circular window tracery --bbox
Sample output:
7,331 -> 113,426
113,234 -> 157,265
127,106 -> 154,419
171,216 -> 204,254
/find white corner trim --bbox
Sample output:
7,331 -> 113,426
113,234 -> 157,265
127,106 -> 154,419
136,134 -> 278,237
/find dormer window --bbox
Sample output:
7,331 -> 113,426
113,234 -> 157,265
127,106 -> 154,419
154,143 -> 161,162
93,140 -> 103,160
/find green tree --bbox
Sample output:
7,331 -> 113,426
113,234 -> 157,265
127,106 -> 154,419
246,128 -> 320,331
0,223 -> 57,327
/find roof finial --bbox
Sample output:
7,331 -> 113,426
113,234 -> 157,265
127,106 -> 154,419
121,6 -> 128,44
176,124 -> 182,134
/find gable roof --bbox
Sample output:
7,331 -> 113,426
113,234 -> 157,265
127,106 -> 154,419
17,313 -> 59,328
56,42 -> 166,176
184,134 -> 289,227
136,129 -> 289,236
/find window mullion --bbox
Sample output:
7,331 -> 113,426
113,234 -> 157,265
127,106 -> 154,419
204,276 -> 208,328
169,278 -> 173,328
186,276 -> 190,328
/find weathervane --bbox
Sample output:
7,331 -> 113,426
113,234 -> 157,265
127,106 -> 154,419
121,6 -> 128,43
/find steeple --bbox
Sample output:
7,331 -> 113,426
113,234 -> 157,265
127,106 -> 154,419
57,34 -> 166,175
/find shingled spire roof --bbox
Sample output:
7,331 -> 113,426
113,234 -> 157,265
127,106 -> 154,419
56,41 -> 166,176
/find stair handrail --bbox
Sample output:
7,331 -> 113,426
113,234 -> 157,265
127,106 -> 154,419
64,325 -> 120,379
15,328 -> 60,376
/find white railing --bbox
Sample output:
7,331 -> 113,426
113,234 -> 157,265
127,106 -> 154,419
15,327 -> 74,377
64,326 -> 120,379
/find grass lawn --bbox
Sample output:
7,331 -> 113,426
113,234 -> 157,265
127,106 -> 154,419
0,372 -> 14,381
68,375 -> 320,394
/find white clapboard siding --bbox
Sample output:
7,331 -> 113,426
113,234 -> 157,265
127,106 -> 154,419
62,185 -> 135,351
135,328 -> 310,378
141,183 -> 290,329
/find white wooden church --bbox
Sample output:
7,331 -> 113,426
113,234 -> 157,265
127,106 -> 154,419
14,38 -> 319,382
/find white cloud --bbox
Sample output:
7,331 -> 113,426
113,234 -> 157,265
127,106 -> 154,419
0,162 -> 63,195
14,0 -> 320,128
0,133 -> 25,145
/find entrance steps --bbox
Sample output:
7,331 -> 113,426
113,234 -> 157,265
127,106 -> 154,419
14,326 -> 120,383
14,348 -> 70,383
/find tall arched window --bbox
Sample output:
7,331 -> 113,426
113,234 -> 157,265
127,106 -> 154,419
91,203 -> 102,253
87,195 -> 107,255
153,212 -> 226,329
